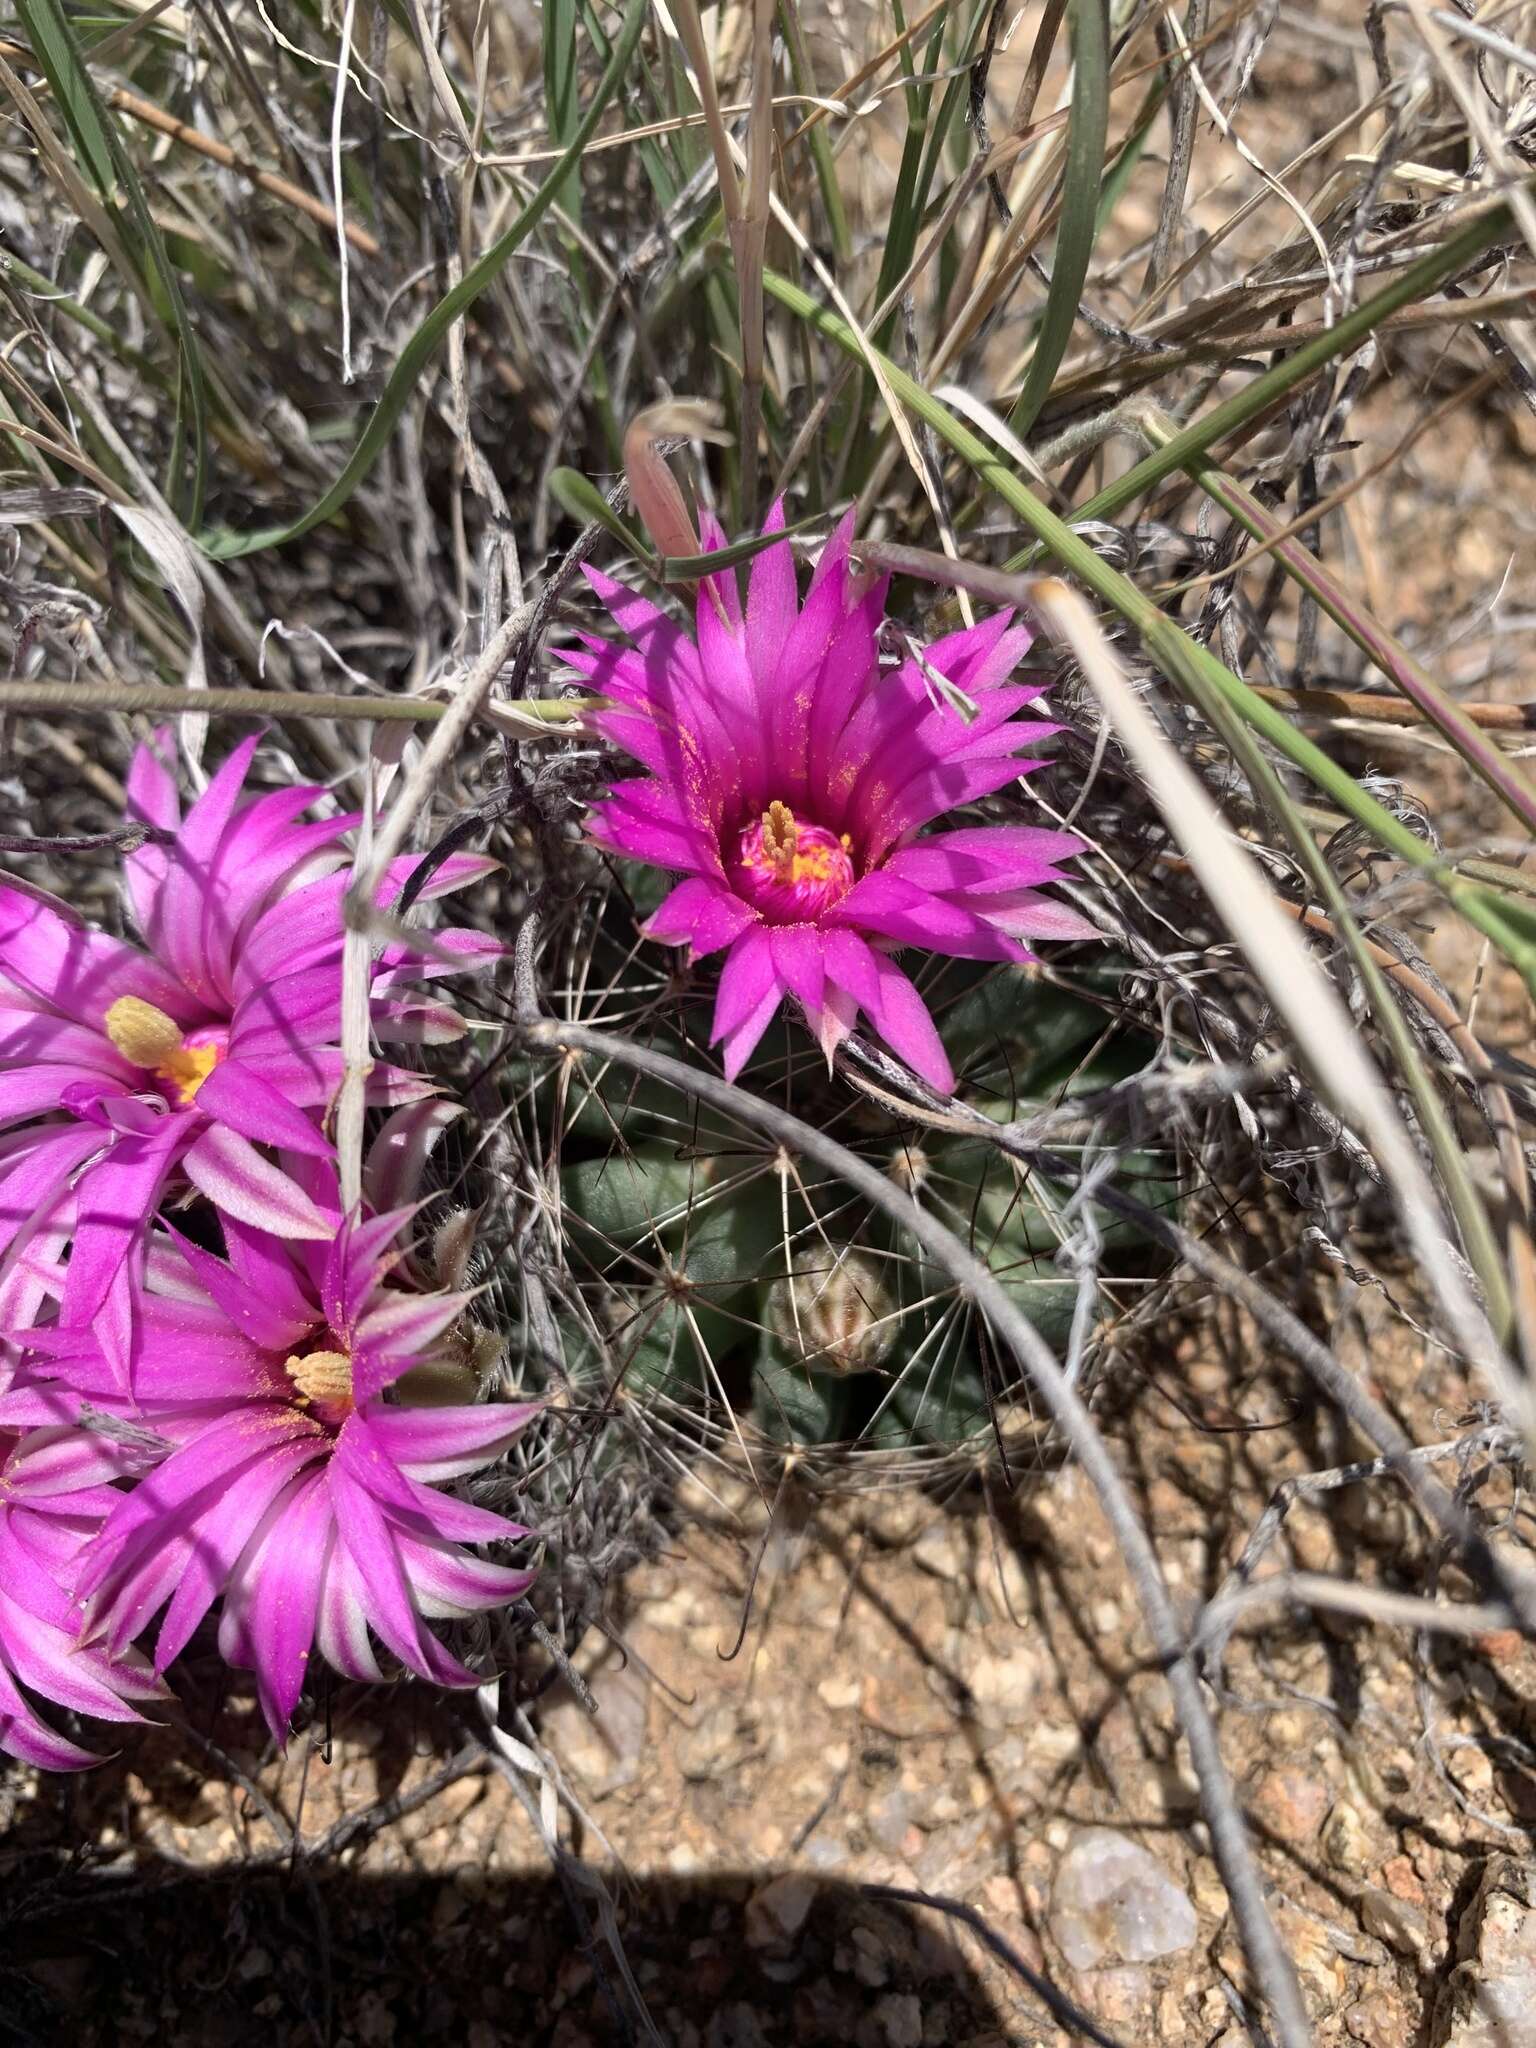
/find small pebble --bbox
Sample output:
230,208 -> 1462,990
744,1873 -> 816,1951
874,1991 -> 923,2048
1048,1827 -> 1197,1970
1361,1887 -> 1430,1958
1323,1800 -> 1372,1875
1249,1767 -> 1330,1844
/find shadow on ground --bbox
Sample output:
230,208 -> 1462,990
0,1858 -> 1012,2048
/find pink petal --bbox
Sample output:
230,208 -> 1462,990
361,1101 -> 462,1215
0,1007 -> 135,1079
372,926 -> 505,989
349,1291 -> 475,1401
405,1541 -> 536,1617
65,1116 -> 189,1345
0,884 -> 198,1026
0,1066 -> 91,1123
719,979 -> 784,1082
959,889 -> 1100,941
807,505 -> 857,597
220,1468 -> 331,1741
370,1000 -> 468,1046
831,873 -> 1029,961
643,878 -> 758,960
314,1535 -> 384,1682
766,553 -> 850,798
808,981 -> 859,1069
823,931 -> 954,1092
0,1657 -> 102,1770
696,507 -> 744,627
122,728 -> 180,941
807,603 -> 882,796
693,583 -> 763,779
152,1432 -> 325,1670
768,926 -> 826,1012
857,753 -> 1053,858
146,735 -> 261,1000
125,727 -> 180,834
361,1399 -> 541,1482
327,1464 -> 471,1685
195,1062 -> 334,1157
335,1415 -> 526,1543
183,1126 -> 337,1238
710,930 -> 779,1041
745,497 -> 797,695
882,826 -> 1085,893
586,793 -> 719,872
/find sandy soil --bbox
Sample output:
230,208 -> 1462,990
3,1280 -> 1528,2046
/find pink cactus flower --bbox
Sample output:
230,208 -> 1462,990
574,506 -> 1096,1093
0,732 -> 501,1376
8,1171 -> 538,1747
0,1426 -> 164,1769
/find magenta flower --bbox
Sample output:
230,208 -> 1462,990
0,1427 -> 163,1769
574,506 -> 1095,1092
8,1183 -> 538,1745
0,731 -> 501,1374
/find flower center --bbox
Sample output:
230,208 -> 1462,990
104,996 -> 225,1106
284,1348 -> 355,1416
732,802 -> 855,922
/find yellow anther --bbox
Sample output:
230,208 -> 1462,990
104,995 -> 182,1068
104,995 -> 221,1104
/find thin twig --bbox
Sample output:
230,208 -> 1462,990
864,1884 -> 1127,2047
0,679 -> 589,729
515,1010 -> 1311,2048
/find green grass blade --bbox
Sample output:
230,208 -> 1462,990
1006,0 -> 1109,439
762,264 -> 1536,991
545,0 -> 583,225
869,4 -> 952,346
17,0 -> 208,523
1097,79 -> 1164,232
1162,433 -> 1536,832
778,0 -> 851,265
1021,191 -> 1527,537
549,469 -> 646,552
1170,626 -> 1513,1335
203,0 -> 649,562
17,0 -> 115,188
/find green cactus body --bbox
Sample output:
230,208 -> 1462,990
563,1141 -> 782,1406
554,926 -> 1180,1462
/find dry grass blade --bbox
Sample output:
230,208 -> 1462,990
1025,577 -> 1522,1440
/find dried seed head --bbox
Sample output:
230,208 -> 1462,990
767,1250 -> 896,1376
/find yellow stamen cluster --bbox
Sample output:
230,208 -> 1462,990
104,995 -> 220,1105
284,1349 -> 355,1407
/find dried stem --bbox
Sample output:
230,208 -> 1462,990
516,1010 -> 1311,2048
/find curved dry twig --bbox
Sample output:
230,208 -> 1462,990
514,1006 -> 1312,2048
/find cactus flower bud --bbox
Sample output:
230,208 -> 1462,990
767,1249 -> 896,1376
